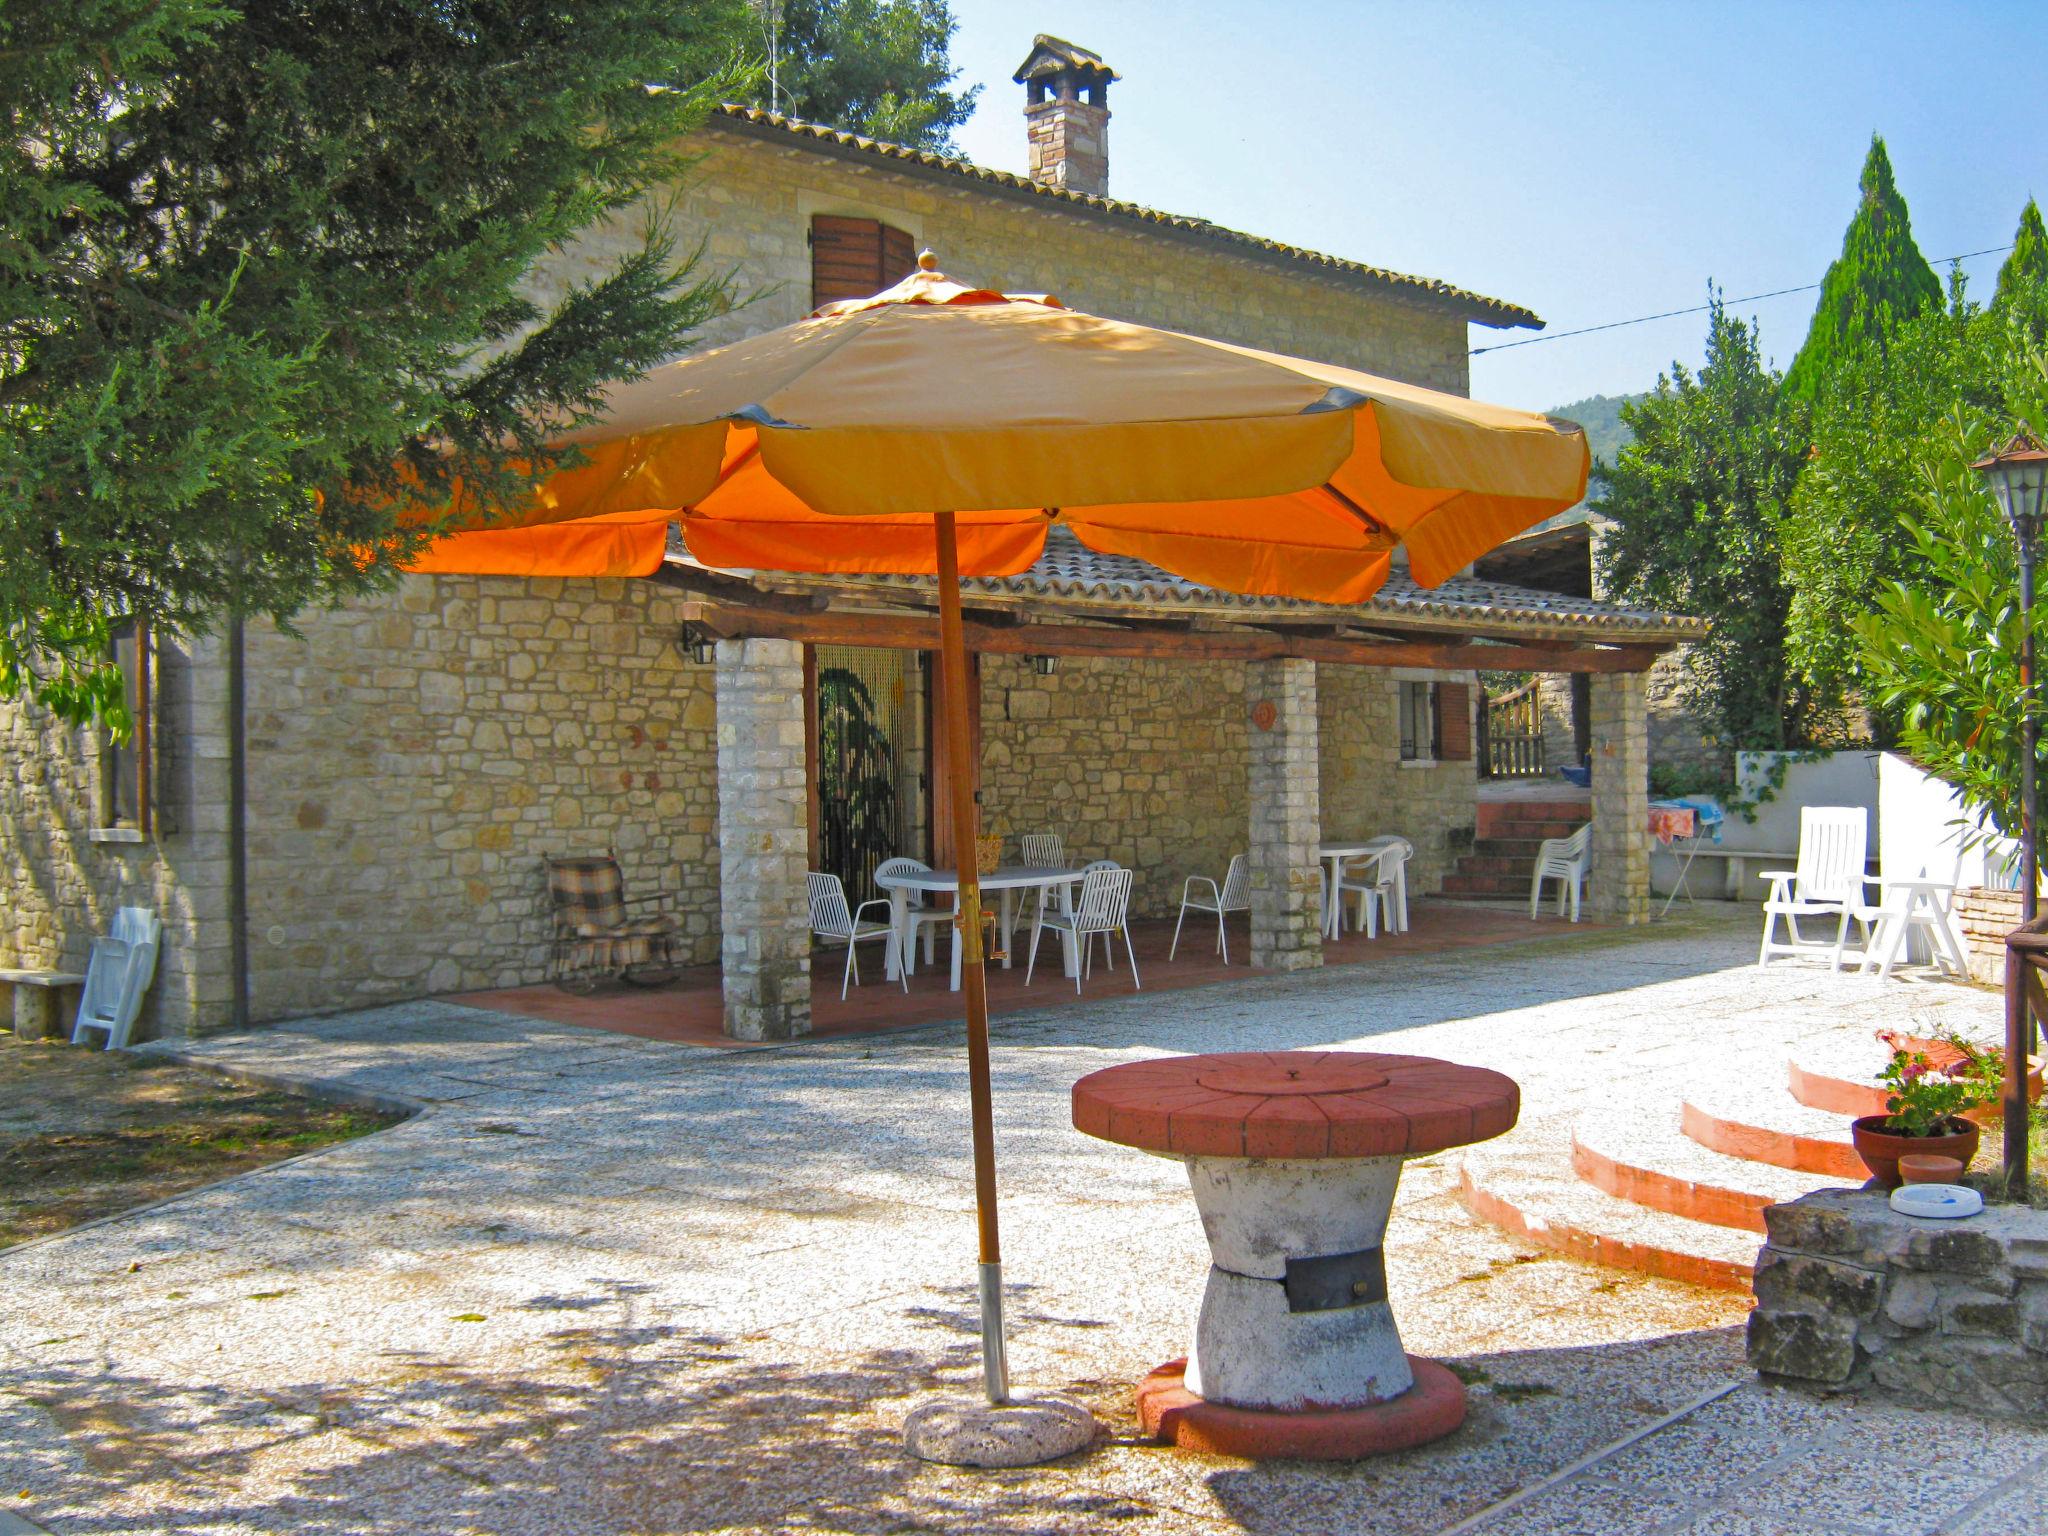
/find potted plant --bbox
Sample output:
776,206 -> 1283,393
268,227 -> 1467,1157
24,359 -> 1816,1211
1850,1048 -> 1987,1189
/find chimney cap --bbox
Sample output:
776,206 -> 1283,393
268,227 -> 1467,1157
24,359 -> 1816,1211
1012,34 -> 1119,85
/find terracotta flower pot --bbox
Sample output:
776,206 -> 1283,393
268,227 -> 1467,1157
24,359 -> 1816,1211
1850,1115 -> 1981,1191
1897,1154 -> 1965,1185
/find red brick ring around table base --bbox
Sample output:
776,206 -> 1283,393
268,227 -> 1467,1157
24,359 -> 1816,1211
1137,1357 -> 1467,1460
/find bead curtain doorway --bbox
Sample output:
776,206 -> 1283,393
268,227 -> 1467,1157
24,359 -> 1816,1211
812,645 -> 918,906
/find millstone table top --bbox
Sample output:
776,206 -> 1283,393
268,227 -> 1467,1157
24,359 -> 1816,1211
1071,1051 -> 1519,1160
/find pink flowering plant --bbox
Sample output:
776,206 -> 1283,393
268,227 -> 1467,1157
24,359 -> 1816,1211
1880,1049 -> 1993,1137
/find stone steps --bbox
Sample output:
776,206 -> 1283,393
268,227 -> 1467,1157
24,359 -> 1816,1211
1680,1076 -> 1865,1181
1456,1140 -> 1759,1291
1571,1103 -> 1851,1234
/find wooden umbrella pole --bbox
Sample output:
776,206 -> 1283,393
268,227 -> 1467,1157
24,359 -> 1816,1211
934,510 -> 1008,1405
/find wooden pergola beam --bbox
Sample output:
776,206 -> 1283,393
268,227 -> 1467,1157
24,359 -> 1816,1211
677,598 -> 1668,674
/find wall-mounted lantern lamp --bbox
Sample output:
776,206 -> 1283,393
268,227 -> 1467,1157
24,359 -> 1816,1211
1028,654 -> 1059,677
677,622 -> 717,666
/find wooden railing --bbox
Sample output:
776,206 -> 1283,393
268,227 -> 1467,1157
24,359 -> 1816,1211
2001,914 -> 2048,1195
1482,681 -> 1547,780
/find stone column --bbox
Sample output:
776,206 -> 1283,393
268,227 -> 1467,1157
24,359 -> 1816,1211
1587,671 -> 1650,924
1247,658 -> 1323,970
716,637 -> 812,1039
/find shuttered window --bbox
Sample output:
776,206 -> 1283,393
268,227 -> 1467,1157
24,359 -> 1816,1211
810,215 -> 917,309
1434,682 -> 1473,761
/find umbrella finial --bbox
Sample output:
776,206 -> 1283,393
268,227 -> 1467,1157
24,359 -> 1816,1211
918,249 -> 939,271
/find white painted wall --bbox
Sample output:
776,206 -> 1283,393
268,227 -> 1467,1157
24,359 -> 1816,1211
1651,750 -> 1880,904
1876,753 -> 2015,887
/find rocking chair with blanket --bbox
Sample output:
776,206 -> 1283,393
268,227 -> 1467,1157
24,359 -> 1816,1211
544,851 -> 680,991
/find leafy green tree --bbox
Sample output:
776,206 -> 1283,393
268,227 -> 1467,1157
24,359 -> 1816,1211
1595,299 -> 1814,757
1779,267 -> 2017,721
2,0 -> 740,723
1782,135 -> 1942,404
1855,340 -> 2048,843
753,0 -> 978,150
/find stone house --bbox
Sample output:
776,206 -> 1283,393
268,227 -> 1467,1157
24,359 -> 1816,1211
0,39 -> 1702,1043
1473,513 -> 1720,782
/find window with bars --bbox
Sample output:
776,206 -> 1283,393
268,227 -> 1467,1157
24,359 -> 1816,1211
1398,680 -> 1436,762
98,620 -> 152,834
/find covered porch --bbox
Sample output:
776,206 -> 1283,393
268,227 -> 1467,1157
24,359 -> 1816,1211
662,532 -> 1701,1041
459,897 -> 1602,1047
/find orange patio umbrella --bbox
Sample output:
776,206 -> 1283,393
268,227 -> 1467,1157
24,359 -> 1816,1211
414,255 -> 1588,1406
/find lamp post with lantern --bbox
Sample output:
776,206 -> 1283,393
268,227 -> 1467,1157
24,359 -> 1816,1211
1972,432 -> 2048,1194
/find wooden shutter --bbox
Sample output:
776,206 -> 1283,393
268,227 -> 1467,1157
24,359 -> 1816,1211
926,650 -> 982,869
810,215 -> 918,309
1434,682 -> 1472,761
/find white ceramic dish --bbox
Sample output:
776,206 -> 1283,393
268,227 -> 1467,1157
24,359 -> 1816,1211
1889,1183 -> 1985,1220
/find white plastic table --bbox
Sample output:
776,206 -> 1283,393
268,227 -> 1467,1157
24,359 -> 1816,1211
1857,876 -> 1969,978
1319,843 -> 1403,940
874,864 -> 1087,990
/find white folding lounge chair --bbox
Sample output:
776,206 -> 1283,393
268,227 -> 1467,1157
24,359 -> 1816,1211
70,906 -> 162,1050
1757,807 -> 1869,968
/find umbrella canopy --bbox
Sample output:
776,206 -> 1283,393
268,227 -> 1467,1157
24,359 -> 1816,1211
410,256 -> 1587,1414
414,255 -> 1588,597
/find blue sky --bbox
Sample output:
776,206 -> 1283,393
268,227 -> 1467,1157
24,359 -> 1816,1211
941,1 -> 2047,411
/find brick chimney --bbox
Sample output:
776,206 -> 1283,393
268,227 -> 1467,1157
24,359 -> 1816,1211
1013,35 -> 1116,199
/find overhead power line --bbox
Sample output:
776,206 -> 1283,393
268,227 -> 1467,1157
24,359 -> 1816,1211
1471,244 -> 2016,355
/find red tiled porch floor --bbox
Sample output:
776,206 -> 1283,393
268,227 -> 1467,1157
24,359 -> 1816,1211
450,900 -> 1599,1048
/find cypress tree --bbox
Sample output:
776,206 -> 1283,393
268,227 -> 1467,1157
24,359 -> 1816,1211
1782,135 -> 1942,403
1994,198 -> 2048,322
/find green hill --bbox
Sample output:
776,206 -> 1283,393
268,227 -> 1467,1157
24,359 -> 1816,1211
1549,392 -> 1641,471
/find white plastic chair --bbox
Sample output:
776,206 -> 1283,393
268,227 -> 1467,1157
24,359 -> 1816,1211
1020,833 -> 1066,868
1529,824 -> 1592,923
1337,847 -> 1401,938
875,856 -> 950,976
1027,865 -> 1138,993
1362,834 -> 1415,932
70,907 -> 162,1050
1171,853 -> 1250,964
807,873 -> 905,1000
1757,808 -> 1869,968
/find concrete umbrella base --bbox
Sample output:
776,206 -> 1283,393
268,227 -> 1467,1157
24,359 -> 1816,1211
1138,1356 -> 1467,1460
903,1396 -> 1100,1467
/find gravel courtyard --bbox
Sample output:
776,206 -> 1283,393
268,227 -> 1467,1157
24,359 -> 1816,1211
3,911 -> 2043,1535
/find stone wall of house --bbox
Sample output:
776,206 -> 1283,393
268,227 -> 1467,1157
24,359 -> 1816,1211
235,575 -> 720,1023
538,128 -> 1470,397
978,654 -> 1475,921
1534,648 -> 1716,783
978,652 -> 1246,921
1318,670 -> 1478,897
0,636 -> 233,1038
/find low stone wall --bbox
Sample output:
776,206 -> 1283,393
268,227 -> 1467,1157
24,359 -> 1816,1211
1954,887 -> 2025,988
1747,1186 -> 2048,1416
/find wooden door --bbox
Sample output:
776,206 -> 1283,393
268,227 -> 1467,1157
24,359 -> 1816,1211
925,648 -> 982,869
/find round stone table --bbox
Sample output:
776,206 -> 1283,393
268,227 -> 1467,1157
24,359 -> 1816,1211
1071,1050 -> 1519,1459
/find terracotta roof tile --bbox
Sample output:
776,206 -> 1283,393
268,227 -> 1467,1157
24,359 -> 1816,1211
668,525 -> 1706,644
711,105 -> 1541,330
